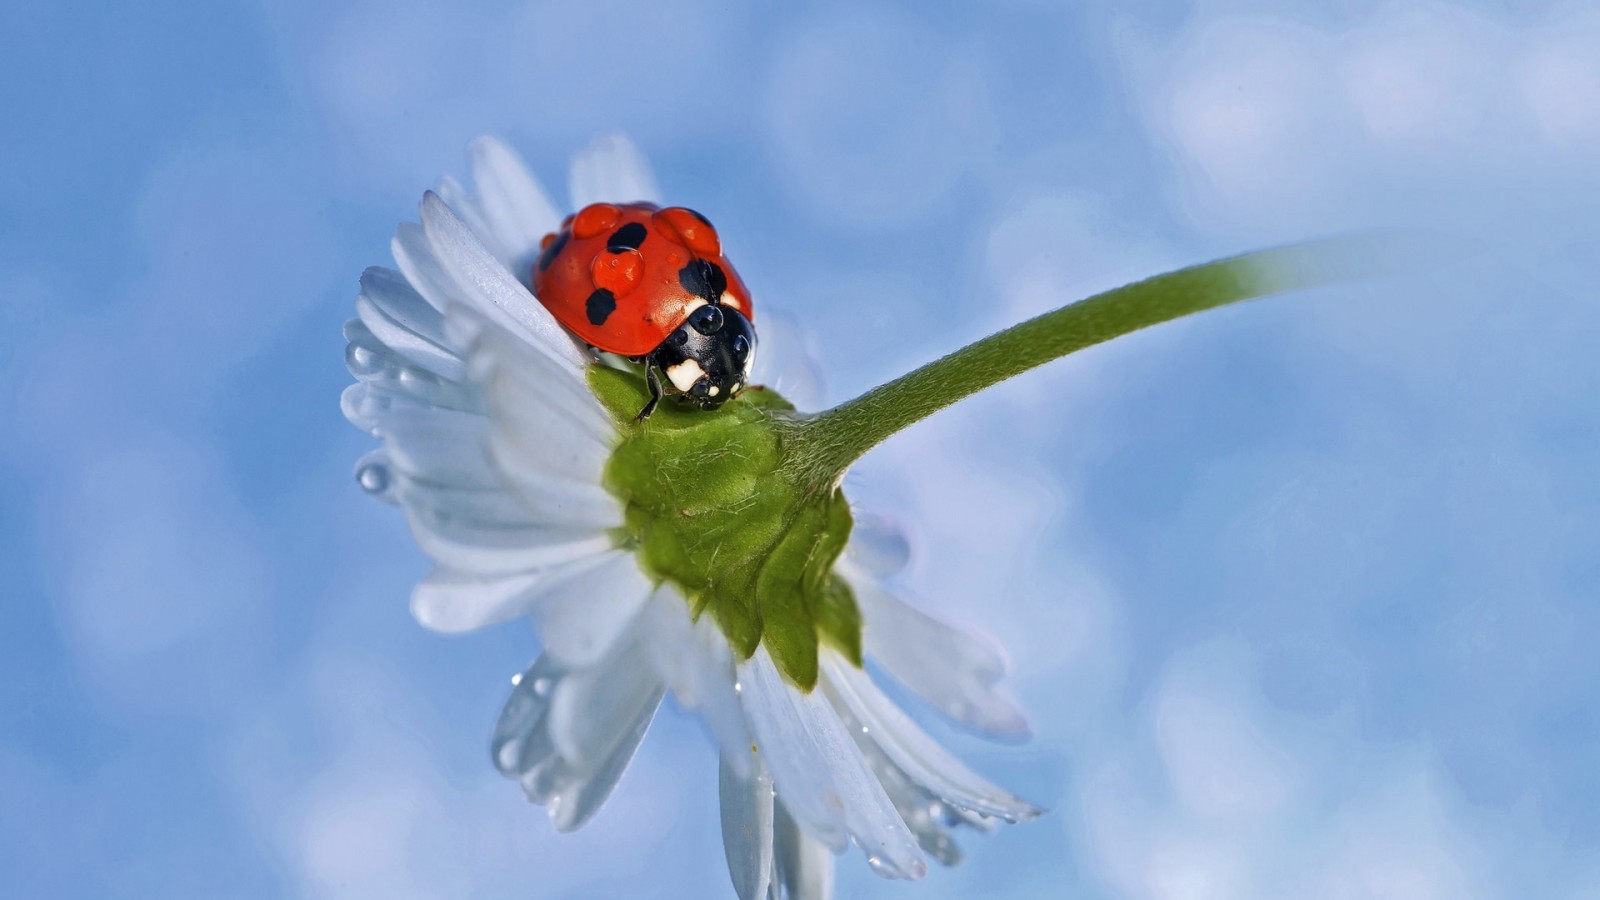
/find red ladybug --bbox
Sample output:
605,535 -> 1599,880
532,202 -> 757,419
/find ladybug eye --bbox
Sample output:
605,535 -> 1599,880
733,334 -> 750,358
689,305 -> 724,335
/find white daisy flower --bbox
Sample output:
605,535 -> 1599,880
343,135 -> 1040,898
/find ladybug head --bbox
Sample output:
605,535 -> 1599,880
651,303 -> 756,410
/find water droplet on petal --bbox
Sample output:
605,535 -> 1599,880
531,676 -> 553,696
357,462 -> 390,495
866,855 -> 892,876
510,672 -> 523,686
346,343 -> 381,375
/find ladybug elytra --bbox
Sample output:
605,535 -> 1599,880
532,202 -> 756,419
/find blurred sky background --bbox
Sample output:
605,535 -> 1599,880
4,0 -> 1600,897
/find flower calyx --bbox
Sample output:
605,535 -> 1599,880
593,367 -> 860,691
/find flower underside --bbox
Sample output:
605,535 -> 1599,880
592,366 -> 861,691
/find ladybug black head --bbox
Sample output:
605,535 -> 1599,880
649,304 -> 756,411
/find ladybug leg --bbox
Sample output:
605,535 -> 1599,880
636,360 -> 664,421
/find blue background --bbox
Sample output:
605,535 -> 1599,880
4,0 -> 1599,897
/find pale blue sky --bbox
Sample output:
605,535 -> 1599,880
4,0 -> 1599,897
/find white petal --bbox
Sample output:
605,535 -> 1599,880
435,173 -> 516,268
866,753 -> 967,867
408,547 -> 601,632
419,192 -> 591,373
404,486 -> 606,572
483,365 -> 613,484
340,380 -> 482,437
356,266 -> 465,379
528,550 -> 653,668
394,204 -> 577,370
737,650 -> 846,851
844,514 -> 912,577
568,133 -> 662,208
374,405 -> 499,489
468,136 -> 562,267
342,364 -> 466,425
404,512 -> 608,577
720,756 -> 775,900
846,566 -> 1032,739
773,800 -> 835,900
821,655 -> 1040,823
448,313 -> 617,525
490,651 -> 664,833
492,655 -> 563,777
394,461 -> 605,545
483,435 -> 621,532
548,630 -> 664,772
459,303 -> 615,441
392,219 -> 465,316
547,695 -> 657,833
643,586 -> 750,774
412,568 -> 545,633
343,320 -> 480,415
739,648 -> 927,880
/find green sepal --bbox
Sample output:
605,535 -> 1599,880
592,365 -> 860,691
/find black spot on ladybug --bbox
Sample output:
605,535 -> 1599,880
586,288 -> 617,326
537,230 -> 569,272
607,222 -> 648,253
678,259 -> 728,302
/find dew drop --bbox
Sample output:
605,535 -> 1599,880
494,742 -> 519,772
357,462 -> 390,495
346,343 -> 381,375
866,855 -> 891,876
531,676 -> 554,696
733,681 -> 742,694
510,672 -> 523,687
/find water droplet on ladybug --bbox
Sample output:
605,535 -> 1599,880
591,247 -> 644,297
689,304 -> 724,335
572,203 -> 621,239
654,207 -> 722,257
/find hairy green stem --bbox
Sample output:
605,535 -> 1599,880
781,236 -> 1393,488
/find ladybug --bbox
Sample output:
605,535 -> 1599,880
532,202 -> 756,420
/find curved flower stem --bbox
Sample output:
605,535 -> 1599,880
782,235 -> 1398,488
